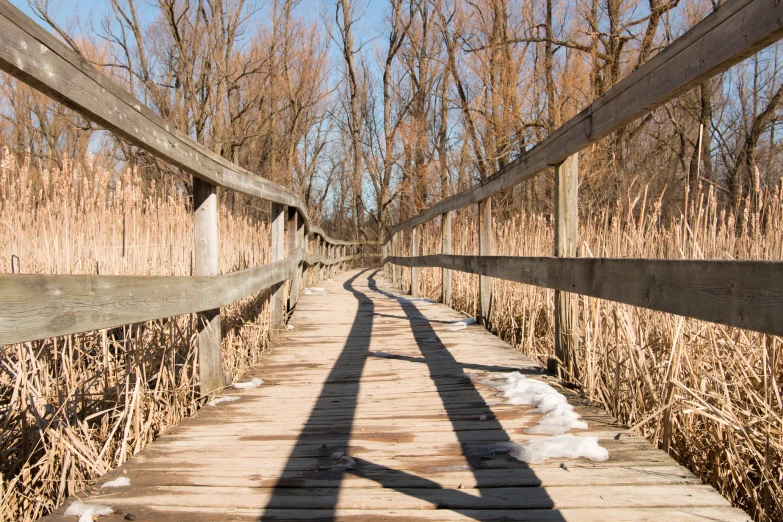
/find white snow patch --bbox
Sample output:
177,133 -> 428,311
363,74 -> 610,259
100,476 -> 130,488
467,436 -> 607,464
233,378 -> 263,390
370,351 -> 392,358
484,372 -> 587,435
207,395 -> 239,406
447,317 -> 475,331
286,324 -> 295,330
479,414 -> 487,421
304,287 -> 327,296
509,435 -> 608,464
64,501 -> 113,521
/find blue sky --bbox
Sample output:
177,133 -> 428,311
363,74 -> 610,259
10,0 -> 388,45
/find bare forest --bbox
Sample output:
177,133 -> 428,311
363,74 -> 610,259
1,0 -> 782,520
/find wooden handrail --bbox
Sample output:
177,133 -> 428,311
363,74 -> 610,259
385,255 -> 783,338
385,0 -> 783,239
0,249 -> 362,346
383,0 -> 783,376
0,0 -> 368,250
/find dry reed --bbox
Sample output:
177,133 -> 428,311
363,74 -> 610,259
392,180 -> 783,522
0,147 -> 291,521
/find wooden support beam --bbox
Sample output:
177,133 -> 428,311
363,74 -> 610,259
553,154 -> 579,380
299,227 -> 306,289
287,209 -> 300,313
411,227 -> 420,297
384,254 -> 783,338
391,233 -> 398,286
478,199 -> 492,327
270,203 -> 286,335
0,256 -> 301,346
328,244 -> 334,280
441,212 -> 452,307
193,178 -> 223,397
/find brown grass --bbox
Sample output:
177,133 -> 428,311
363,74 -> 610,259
391,181 -> 783,522
0,147 -> 300,521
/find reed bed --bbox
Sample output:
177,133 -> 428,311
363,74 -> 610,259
0,147 -> 285,521
392,182 -> 783,522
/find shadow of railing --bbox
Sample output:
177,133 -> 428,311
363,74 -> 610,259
260,268 -> 562,521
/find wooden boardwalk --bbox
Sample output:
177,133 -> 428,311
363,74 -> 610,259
44,269 -> 748,522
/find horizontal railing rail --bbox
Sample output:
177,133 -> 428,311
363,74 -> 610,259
387,255 -> 783,337
0,250 -> 362,346
0,1 -> 377,394
383,0 -> 783,376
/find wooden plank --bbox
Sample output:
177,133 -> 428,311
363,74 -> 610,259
386,0 -> 783,237
270,203 -> 287,335
442,212 -> 452,306
39,270 -> 748,522
553,154 -> 579,379
412,227 -> 420,297
0,255 -> 303,346
0,2 -> 311,221
193,178 -> 222,396
385,255 -> 783,336
287,209 -> 301,312
0,1 -> 376,251
478,199 -> 492,327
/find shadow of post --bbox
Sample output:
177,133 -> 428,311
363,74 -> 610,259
259,268 -> 563,521
260,269 -> 375,520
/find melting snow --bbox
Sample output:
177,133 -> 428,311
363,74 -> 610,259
447,317 -> 476,331
286,324 -> 295,330
64,501 -> 113,521
370,351 -> 392,358
233,378 -> 263,390
475,371 -> 609,464
467,436 -> 607,464
483,372 -> 587,435
509,435 -> 608,464
207,395 -> 239,406
304,287 -> 327,296
100,476 -> 130,488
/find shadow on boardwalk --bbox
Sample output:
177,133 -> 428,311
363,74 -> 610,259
260,269 -> 563,521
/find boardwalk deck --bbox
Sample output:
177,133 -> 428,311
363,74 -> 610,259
43,268 -> 749,522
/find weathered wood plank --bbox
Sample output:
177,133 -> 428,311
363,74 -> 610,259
441,212 -> 452,306
387,0 -> 783,237
0,254 -> 299,346
385,255 -> 783,336
193,178 -> 222,396
553,155 -> 578,379
39,270 -> 747,522
270,203 -> 286,334
478,199 -> 492,327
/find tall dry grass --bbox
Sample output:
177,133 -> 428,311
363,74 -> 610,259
392,180 -> 783,522
0,147 -> 289,521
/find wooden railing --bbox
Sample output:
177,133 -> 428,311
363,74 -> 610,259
0,1 -> 374,395
383,0 -> 783,378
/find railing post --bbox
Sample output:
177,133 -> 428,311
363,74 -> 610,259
193,178 -> 223,396
391,233 -> 398,286
411,226 -> 419,297
270,203 -> 286,335
478,198 -> 492,327
553,153 -> 579,380
326,242 -> 333,280
298,221 -> 305,294
287,209 -> 300,313
441,211 -> 452,307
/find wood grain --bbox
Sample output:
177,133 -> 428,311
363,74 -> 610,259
386,255 -> 783,336
40,269 -> 747,522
